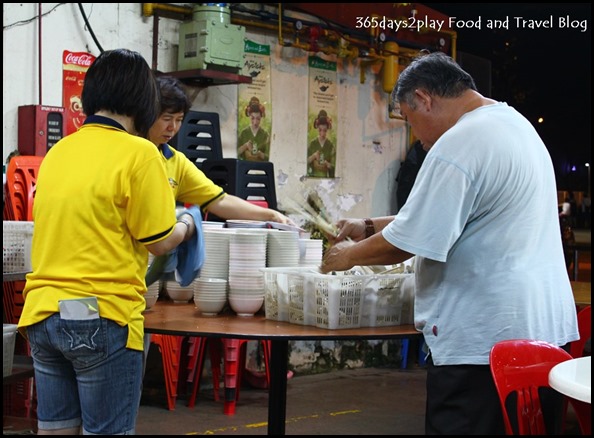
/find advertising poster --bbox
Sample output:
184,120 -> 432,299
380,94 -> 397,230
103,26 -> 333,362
62,50 -> 95,136
306,56 -> 337,178
237,40 -> 272,161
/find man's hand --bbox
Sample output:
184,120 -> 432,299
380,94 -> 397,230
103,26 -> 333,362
328,218 -> 366,244
320,239 -> 356,273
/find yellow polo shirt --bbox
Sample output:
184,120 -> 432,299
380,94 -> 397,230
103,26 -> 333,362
19,116 -> 176,351
159,144 -> 225,210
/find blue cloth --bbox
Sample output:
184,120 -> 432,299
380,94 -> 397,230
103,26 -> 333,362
163,205 -> 205,287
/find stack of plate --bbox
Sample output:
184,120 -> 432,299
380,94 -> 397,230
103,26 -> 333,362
299,238 -> 324,267
228,230 -> 267,316
226,219 -> 267,229
193,278 -> 228,316
202,220 -> 225,230
267,230 -> 300,267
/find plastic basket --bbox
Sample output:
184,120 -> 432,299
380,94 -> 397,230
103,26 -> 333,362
360,274 -> 415,327
287,272 -> 313,326
312,274 -> 365,329
263,268 -> 415,329
3,221 -> 34,273
262,267 -> 315,322
4,324 -> 18,377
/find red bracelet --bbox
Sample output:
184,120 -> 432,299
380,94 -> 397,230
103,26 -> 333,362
364,218 -> 375,238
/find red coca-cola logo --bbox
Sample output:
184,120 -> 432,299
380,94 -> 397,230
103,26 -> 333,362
64,52 -> 95,67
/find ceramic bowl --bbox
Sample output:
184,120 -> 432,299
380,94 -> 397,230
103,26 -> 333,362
194,296 -> 227,316
228,294 -> 264,317
166,281 -> 194,303
144,294 -> 158,309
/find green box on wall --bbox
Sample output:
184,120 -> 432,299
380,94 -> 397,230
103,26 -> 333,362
178,4 -> 245,73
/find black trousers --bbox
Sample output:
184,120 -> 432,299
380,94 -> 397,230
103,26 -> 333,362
425,354 -> 564,435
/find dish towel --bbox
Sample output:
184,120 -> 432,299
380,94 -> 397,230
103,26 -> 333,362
145,206 -> 205,287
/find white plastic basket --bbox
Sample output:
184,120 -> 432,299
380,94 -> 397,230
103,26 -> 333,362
262,267 -> 316,322
311,274 -> 365,329
3,221 -> 34,273
360,274 -> 415,327
263,268 -> 415,330
287,271 -> 317,326
3,324 -> 18,377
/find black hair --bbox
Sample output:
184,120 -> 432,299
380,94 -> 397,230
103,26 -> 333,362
81,48 -> 160,136
156,76 -> 191,115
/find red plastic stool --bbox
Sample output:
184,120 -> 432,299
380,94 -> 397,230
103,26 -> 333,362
150,334 -> 184,410
186,337 -> 222,406
186,337 -> 270,415
222,338 -> 271,415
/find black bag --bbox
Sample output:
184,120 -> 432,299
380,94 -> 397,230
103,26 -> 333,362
396,140 -> 427,211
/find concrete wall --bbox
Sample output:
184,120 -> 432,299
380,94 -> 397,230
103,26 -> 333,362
3,3 -> 412,371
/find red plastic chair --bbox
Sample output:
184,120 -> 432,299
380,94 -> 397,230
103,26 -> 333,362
6,155 -> 43,221
490,339 -> 590,435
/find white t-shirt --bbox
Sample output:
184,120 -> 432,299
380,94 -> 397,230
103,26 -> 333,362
383,102 -> 578,365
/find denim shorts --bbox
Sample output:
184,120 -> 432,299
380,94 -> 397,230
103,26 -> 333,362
27,313 -> 143,435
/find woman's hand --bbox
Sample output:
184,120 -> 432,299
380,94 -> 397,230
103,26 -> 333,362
269,210 -> 296,226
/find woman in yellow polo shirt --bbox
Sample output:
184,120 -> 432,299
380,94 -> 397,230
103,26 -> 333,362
148,76 -> 291,224
18,49 -> 194,435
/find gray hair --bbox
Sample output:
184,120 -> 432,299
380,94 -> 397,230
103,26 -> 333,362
390,51 -> 477,111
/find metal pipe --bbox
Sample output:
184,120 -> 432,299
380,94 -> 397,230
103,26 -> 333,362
38,2 -> 42,104
142,3 -> 191,18
152,13 -> 159,71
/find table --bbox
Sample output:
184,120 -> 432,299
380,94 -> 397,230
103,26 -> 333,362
143,302 -> 421,435
571,281 -> 591,307
549,356 -> 591,404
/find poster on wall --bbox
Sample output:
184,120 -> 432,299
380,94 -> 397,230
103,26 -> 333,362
237,40 -> 272,161
307,56 -> 337,178
62,50 -> 95,136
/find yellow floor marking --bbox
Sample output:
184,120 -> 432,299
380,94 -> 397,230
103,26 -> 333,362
187,409 -> 363,434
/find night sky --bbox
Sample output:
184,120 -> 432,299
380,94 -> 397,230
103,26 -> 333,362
424,3 -> 591,192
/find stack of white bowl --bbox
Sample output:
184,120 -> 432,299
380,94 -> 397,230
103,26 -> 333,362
193,277 -> 228,316
144,280 -> 160,310
267,230 -> 300,267
200,229 -> 233,281
299,237 -> 324,267
228,230 -> 267,316
165,280 -> 194,304
144,253 -> 160,310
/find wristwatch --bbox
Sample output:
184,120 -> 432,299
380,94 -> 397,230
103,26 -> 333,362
364,218 -> 375,238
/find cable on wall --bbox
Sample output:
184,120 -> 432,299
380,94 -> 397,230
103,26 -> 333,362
77,3 -> 104,53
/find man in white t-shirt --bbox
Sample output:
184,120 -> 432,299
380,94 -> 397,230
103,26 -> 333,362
321,52 -> 578,435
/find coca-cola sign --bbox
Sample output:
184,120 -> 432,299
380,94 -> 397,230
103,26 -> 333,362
63,51 -> 95,67
63,50 -> 95,136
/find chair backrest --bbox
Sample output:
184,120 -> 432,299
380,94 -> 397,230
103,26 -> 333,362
170,111 -> 223,170
202,158 -> 277,210
489,339 -> 572,435
6,155 -> 43,221
570,306 -> 591,358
